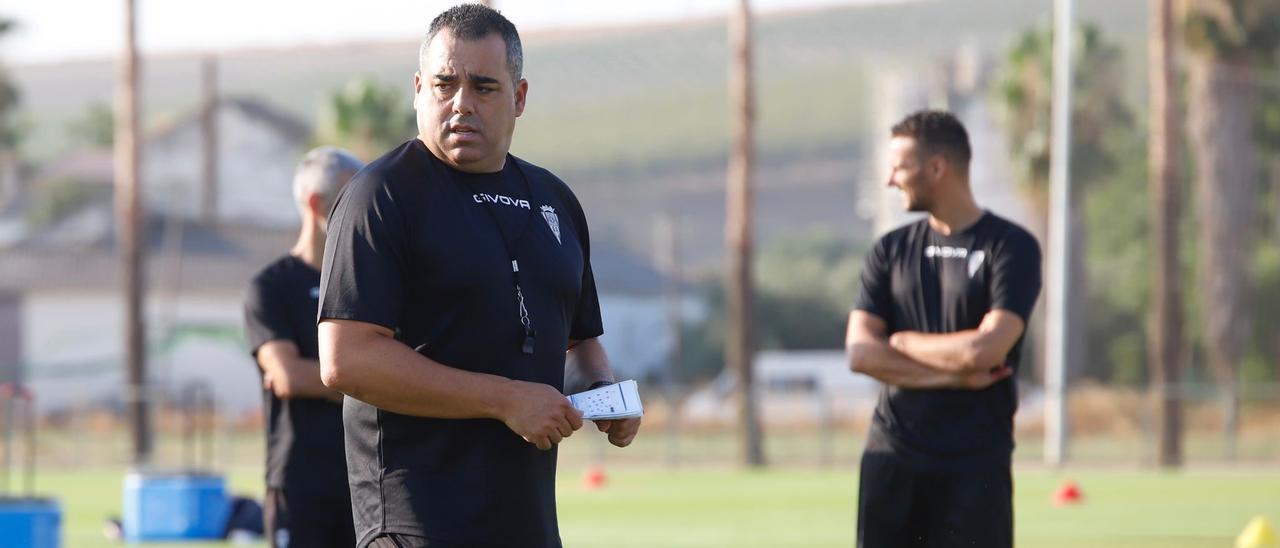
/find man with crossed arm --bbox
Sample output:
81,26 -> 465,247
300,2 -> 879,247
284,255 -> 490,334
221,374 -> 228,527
846,110 -> 1042,548
243,146 -> 363,548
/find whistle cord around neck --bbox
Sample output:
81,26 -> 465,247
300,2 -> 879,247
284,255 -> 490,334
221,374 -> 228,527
473,157 -> 538,355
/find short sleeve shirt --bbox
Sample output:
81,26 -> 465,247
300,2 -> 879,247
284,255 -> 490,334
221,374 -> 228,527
319,139 -> 603,548
242,255 -> 349,497
854,212 -> 1042,462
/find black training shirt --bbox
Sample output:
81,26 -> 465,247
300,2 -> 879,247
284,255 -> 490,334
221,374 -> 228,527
854,212 -> 1041,463
243,255 -> 349,498
319,139 -> 603,548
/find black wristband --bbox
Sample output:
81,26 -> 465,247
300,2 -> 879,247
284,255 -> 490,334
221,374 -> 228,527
587,380 -> 615,391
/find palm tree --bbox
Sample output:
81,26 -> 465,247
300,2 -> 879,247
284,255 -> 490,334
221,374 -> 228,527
1147,0 -> 1183,468
1182,0 -> 1280,460
66,102 -> 115,148
0,18 -> 18,152
0,18 -> 21,206
314,79 -> 416,161
999,23 -> 1134,391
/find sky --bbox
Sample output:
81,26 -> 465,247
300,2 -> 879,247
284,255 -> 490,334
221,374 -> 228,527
2,0 -> 888,66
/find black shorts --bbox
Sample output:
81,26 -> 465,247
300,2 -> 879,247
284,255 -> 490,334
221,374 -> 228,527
856,448 -> 1013,548
264,487 -> 356,548
368,533 -> 519,548
369,533 -> 431,548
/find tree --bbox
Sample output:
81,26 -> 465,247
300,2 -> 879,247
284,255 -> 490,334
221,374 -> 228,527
1182,0 -> 1280,459
998,23 -> 1138,383
314,79 -> 416,161
0,18 -> 19,152
66,102 -> 115,148
682,231 -> 866,383
0,17 -> 22,206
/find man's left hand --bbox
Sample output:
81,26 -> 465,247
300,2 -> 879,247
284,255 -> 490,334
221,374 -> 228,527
593,417 -> 641,447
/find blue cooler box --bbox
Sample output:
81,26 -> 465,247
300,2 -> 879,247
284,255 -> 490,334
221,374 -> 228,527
123,470 -> 229,541
0,498 -> 61,548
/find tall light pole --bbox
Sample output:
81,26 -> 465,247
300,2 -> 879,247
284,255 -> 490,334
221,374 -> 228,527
1044,0 -> 1074,467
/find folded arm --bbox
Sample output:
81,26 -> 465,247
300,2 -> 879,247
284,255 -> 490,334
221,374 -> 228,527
845,310 -> 1010,390
255,340 -> 344,402
887,310 -> 1026,373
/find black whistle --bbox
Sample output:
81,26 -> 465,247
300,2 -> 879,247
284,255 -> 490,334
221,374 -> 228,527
522,327 -> 536,355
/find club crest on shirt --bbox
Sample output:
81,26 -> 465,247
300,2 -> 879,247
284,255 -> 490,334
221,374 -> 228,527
541,205 -> 561,244
967,250 -> 986,278
309,286 -> 320,299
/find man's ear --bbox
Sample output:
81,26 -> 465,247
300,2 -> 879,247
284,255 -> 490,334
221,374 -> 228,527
927,154 -> 948,182
513,79 -> 528,118
306,192 -> 326,219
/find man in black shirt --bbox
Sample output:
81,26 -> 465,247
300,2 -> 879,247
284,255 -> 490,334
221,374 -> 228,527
243,146 -> 364,548
846,110 -> 1042,548
317,5 -> 640,548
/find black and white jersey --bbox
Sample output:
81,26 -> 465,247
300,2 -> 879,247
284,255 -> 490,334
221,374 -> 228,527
243,255 -> 349,498
855,212 -> 1042,462
319,139 -> 603,548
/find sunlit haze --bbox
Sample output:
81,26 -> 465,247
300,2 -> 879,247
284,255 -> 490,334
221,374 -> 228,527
4,0 -> 897,65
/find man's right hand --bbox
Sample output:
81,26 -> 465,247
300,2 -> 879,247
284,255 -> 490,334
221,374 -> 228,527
499,381 -> 584,450
951,365 -> 1013,390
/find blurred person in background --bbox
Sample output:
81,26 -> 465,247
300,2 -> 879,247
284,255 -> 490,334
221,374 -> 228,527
243,146 -> 363,548
845,110 -> 1042,548
316,5 -> 639,547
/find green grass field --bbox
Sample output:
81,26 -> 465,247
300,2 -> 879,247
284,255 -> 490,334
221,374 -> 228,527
26,465 -> 1280,547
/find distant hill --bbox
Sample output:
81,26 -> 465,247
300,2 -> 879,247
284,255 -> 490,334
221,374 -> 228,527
9,0 -> 1147,270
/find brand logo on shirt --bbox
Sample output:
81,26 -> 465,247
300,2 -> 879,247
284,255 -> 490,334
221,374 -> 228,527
925,246 -> 985,278
924,245 -> 968,259
309,286 -> 320,299
541,205 -> 561,244
473,193 -> 531,210
967,250 -> 986,278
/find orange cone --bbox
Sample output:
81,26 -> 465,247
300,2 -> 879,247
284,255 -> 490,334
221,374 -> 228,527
1052,479 -> 1083,506
582,465 -> 607,490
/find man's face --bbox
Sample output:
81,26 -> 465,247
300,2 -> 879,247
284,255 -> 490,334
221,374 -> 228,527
887,136 -> 935,212
414,28 -> 527,173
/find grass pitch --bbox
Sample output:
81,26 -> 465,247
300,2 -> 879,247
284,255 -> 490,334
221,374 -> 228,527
27,465 -> 1280,547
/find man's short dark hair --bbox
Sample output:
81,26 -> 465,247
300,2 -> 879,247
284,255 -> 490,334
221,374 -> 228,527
421,4 -> 524,85
891,110 -> 972,166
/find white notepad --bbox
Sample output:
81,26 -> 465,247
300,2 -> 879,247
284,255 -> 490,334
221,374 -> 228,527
567,380 -> 643,420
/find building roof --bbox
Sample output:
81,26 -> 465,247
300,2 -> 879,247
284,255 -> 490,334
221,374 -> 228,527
0,211 -> 294,292
0,206 -> 671,296
148,96 -> 311,145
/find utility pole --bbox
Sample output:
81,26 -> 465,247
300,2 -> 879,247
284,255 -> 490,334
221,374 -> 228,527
656,214 -> 684,469
1147,0 -> 1184,468
115,0 -> 150,466
200,56 -> 218,225
726,0 -> 765,468
1044,0 -> 1074,467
